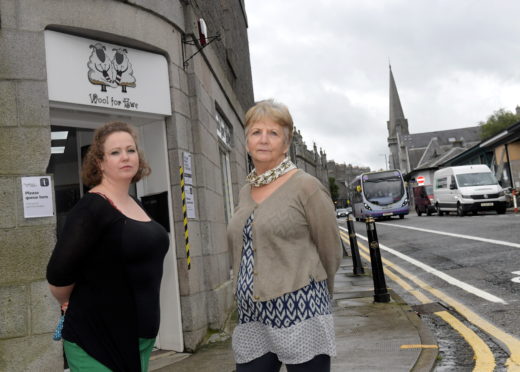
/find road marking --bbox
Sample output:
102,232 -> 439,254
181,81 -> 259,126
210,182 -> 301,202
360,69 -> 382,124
347,237 -> 495,371
386,257 -> 520,371
338,227 -> 507,304
376,222 -> 520,249
344,234 -> 520,370
400,344 -> 439,349
512,271 -> 520,284
434,310 -> 495,372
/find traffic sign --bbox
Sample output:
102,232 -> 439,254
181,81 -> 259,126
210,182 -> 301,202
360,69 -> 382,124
417,176 -> 425,185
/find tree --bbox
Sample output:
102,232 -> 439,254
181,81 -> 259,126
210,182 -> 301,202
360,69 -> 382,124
479,108 -> 519,140
328,177 -> 339,203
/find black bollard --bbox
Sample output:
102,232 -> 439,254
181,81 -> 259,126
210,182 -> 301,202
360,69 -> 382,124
365,217 -> 390,303
346,214 -> 365,275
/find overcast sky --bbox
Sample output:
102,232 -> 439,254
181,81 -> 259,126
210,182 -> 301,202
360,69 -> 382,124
245,0 -> 520,171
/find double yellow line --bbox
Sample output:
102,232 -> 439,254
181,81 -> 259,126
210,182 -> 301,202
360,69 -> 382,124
339,230 -> 520,372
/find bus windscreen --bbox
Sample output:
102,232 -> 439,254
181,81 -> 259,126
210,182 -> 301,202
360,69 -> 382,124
362,173 -> 404,205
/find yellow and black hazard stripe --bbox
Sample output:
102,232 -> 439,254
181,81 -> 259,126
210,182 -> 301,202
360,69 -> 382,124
179,166 -> 191,270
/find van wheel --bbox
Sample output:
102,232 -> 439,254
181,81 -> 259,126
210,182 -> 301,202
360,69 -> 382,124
415,206 -> 422,216
436,204 -> 444,216
457,204 -> 465,217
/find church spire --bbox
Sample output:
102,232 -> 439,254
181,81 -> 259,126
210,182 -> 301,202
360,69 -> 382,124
389,65 -> 406,136
388,65 -> 409,138
387,65 -> 410,173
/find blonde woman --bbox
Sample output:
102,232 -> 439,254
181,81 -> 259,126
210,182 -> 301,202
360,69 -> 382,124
227,100 -> 342,372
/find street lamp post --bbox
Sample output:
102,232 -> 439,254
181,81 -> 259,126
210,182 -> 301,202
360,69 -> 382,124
379,154 -> 388,170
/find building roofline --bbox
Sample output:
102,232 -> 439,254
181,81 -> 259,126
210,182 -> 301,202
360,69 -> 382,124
441,120 -> 520,166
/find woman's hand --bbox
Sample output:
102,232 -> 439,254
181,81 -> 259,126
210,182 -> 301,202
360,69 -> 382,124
49,284 -> 75,309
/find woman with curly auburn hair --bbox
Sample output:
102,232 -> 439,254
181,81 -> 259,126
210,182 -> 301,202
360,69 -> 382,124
81,121 -> 151,187
47,121 -> 169,372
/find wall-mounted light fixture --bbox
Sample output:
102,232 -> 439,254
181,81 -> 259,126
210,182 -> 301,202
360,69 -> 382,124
182,18 -> 220,68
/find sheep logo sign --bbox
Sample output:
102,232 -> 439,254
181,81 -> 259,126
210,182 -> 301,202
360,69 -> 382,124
87,43 -> 136,93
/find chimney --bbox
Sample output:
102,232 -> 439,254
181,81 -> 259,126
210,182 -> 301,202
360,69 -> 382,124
451,137 -> 464,148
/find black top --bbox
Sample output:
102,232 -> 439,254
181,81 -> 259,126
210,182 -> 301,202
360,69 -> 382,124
47,193 -> 169,372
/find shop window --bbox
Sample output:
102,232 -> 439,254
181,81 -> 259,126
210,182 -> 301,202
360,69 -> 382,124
47,126 -> 136,235
216,111 -> 234,223
220,149 -> 234,224
216,111 -> 232,147
47,126 -> 90,235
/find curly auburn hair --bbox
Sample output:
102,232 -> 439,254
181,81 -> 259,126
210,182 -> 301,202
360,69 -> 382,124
81,121 -> 151,187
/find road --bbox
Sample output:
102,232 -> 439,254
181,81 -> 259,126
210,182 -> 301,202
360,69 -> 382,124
339,211 -> 520,371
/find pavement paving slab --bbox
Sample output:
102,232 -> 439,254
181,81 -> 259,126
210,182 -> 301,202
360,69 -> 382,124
152,257 -> 438,372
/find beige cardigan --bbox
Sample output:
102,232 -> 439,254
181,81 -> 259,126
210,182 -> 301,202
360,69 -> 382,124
227,170 -> 342,301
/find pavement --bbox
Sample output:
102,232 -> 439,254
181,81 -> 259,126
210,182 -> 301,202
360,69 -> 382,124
151,256 -> 438,372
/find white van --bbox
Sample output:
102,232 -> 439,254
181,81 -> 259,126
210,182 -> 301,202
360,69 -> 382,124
433,165 -> 508,216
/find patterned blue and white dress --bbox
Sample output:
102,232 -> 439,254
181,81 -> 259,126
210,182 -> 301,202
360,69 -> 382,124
232,214 -> 336,364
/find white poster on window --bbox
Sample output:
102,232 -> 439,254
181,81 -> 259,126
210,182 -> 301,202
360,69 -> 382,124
184,185 -> 196,219
21,176 -> 54,218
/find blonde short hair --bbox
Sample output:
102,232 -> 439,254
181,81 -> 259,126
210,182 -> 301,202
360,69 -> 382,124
244,99 -> 294,144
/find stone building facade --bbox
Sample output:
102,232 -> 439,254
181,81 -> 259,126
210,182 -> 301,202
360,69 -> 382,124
289,129 -> 329,186
327,161 -> 371,207
0,0 -> 253,370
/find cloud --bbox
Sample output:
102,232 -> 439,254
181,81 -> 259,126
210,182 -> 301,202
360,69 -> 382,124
246,0 -> 520,169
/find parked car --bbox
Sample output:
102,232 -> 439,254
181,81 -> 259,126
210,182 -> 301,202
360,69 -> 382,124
433,165 -> 508,216
336,208 -> 351,218
413,185 -> 436,216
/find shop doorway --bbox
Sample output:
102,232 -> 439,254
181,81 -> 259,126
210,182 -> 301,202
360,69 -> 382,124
47,107 -> 183,352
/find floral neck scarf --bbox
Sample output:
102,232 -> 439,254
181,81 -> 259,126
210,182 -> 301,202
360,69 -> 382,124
246,157 -> 297,187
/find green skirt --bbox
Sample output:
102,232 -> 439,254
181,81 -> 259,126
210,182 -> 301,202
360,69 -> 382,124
63,338 -> 155,371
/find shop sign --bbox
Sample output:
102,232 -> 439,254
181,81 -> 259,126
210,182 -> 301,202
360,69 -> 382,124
21,176 -> 54,218
44,30 -> 171,115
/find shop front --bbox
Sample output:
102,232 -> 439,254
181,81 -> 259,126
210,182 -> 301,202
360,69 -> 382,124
44,30 -> 183,352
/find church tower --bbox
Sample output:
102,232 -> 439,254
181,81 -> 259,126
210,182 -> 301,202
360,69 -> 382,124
387,65 -> 410,173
